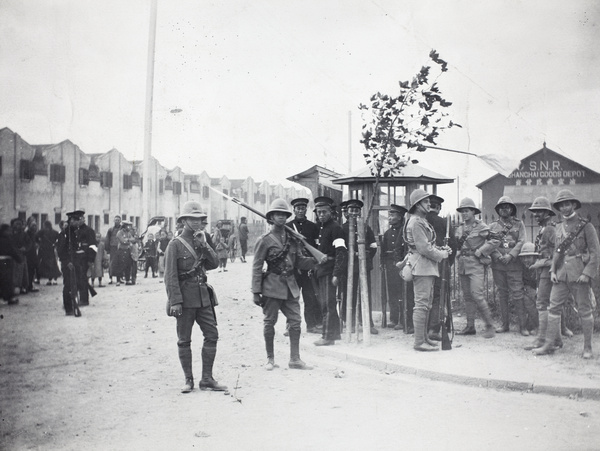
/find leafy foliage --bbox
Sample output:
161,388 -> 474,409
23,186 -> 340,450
359,50 -> 460,177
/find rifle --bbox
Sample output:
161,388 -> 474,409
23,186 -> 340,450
209,186 -> 328,264
378,234 -> 388,328
440,215 -> 452,350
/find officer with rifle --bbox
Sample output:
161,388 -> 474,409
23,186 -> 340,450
57,210 -> 97,316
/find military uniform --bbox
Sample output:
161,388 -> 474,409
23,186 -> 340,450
288,202 -> 321,331
382,214 -> 413,329
253,199 -> 316,369
488,196 -> 529,334
314,197 -> 347,344
57,211 -> 97,314
165,201 -> 226,393
534,189 -> 599,359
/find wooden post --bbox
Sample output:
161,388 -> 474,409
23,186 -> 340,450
357,217 -> 371,345
345,215 -> 355,343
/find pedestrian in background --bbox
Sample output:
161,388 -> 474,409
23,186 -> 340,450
25,216 -> 40,289
157,229 -> 169,278
238,217 -> 249,262
104,215 -> 122,284
115,221 -> 134,286
143,233 -> 158,278
90,232 -> 106,287
10,218 -> 31,294
0,223 -> 22,305
36,220 -> 61,285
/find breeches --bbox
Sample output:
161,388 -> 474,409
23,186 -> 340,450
413,275 -> 435,312
536,277 -> 552,311
176,306 -> 219,348
549,281 -> 594,317
262,294 -> 302,336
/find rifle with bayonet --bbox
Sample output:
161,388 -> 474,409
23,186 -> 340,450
440,215 -> 453,350
208,186 -> 328,264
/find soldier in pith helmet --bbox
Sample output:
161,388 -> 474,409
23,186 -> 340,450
488,196 -> 532,335
533,190 -> 599,359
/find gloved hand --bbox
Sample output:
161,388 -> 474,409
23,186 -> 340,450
170,304 -> 182,316
253,293 -> 265,307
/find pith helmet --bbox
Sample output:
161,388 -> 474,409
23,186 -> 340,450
267,198 -> 292,218
495,196 -> 517,215
553,189 -> 581,211
177,201 -> 207,221
519,242 -> 539,257
528,196 -> 555,216
456,197 -> 481,215
408,189 -> 431,213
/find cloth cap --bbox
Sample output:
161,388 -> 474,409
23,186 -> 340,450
290,198 -> 309,207
66,209 -> 85,219
428,194 -> 444,205
313,196 -> 335,208
345,199 -> 364,209
389,204 -> 408,214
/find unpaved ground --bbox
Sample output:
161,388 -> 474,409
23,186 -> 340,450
2,260 -> 600,451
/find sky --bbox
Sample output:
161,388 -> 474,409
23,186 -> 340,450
1,0 -> 599,212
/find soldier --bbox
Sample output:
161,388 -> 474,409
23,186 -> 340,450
454,198 -> 496,338
488,196 -> 529,335
534,189 -> 599,359
313,196 -> 347,346
524,197 -> 556,350
381,204 -> 411,330
104,215 -> 122,284
252,199 -> 317,370
426,195 -> 456,341
164,201 -> 227,393
57,210 -> 97,314
287,197 -> 322,334
341,199 -> 378,334
404,189 -> 451,352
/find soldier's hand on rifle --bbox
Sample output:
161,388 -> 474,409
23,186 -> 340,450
332,276 -> 339,287
170,304 -> 182,316
253,293 -> 265,307
441,245 -> 452,256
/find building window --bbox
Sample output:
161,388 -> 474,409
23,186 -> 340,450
79,168 -> 89,186
123,174 -> 132,190
104,213 -> 109,225
223,188 -> 229,196
55,213 -> 62,225
190,181 -> 200,193
202,185 -> 209,199
173,181 -> 182,195
89,164 -> 100,182
131,171 -> 141,186
87,215 -> 93,227
50,164 -> 66,183
41,213 -> 48,225
20,159 -> 34,180
165,176 -> 173,190
100,171 -> 113,188
159,179 -> 164,194
33,155 -> 47,176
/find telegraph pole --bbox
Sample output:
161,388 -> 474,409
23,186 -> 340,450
142,0 -> 158,229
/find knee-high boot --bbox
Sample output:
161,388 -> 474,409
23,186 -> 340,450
478,300 -> 496,338
525,310 -> 547,350
533,313 -> 560,356
199,346 -> 227,391
178,345 -> 194,393
264,327 -> 275,361
288,328 -> 312,369
581,314 -> 594,359
413,309 -> 438,352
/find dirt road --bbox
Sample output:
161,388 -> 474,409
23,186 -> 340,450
2,259 -> 599,450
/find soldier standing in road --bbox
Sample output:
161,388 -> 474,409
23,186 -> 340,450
287,197 -> 322,334
404,189 -> 451,352
341,199 -> 379,334
382,204 -> 411,330
488,196 -> 530,335
104,215 -> 121,284
252,199 -> 317,370
164,201 -> 227,393
57,210 -> 97,314
454,198 -> 496,338
533,190 -> 599,359
524,197 -> 556,351
238,217 -> 249,263
313,197 -> 347,346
